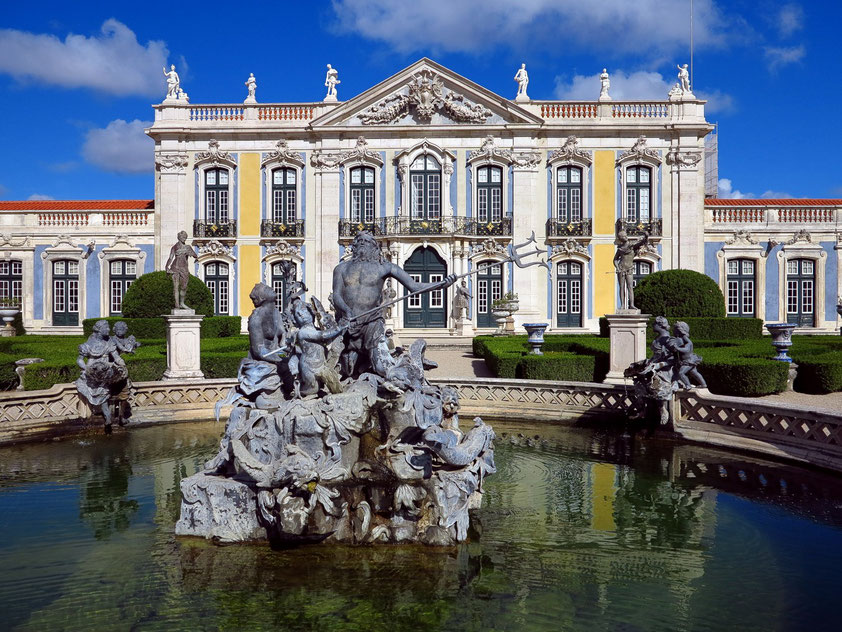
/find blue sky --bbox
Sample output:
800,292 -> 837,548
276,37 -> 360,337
1,0 -> 840,201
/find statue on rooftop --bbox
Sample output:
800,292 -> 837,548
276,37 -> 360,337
325,64 -> 340,101
244,73 -> 257,104
514,63 -> 529,101
163,64 -> 180,100
165,231 -> 197,311
677,63 -> 691,93
599,68 -> 611,101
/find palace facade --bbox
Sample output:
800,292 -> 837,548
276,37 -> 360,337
2,58 -> 838,334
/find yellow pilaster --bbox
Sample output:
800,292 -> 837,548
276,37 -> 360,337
238,245 -> 260,319
593,243 -> 616,316
593,150 -> 616,235
590,463 -> 616,532
239,153 -> 260,236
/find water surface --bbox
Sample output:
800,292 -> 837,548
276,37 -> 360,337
1,420 -> 841,631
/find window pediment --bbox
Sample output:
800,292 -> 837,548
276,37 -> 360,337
616,135 -> 661,168
547,136 -> 592,168
261,140 -> 305,169
194,139 -> 237,170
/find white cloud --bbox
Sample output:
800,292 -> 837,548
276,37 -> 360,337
777,4 -> 803,38
0,19 -> 172,97
718,178 -> 792,199
554,69 -> 734,114
331,0 -> 734,55
27,194 -> 54,201
82,119 -> 152,174
764,45 -> 805,71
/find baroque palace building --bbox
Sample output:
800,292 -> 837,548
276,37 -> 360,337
1,58 -> 839,334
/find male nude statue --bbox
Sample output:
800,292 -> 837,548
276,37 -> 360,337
614,228 -> 649,311
332,232 -> 455,378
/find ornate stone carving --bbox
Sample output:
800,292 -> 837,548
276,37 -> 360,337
786,229 -> 812,245
310,150 -> 343,172
547,136 -> 592,166
265,242 -> 301,259
339,136 -> 384,166
197,239 -> 235,258
0,234 -> 31,248
553,239 -> 588,257
155,153 -> 189,173
616,135 -> 660,166
195,139 -> 235,168
666,149 -> 702,168
471,238 -> 507,257
262,140 -> 304,168
725,229 -> 758,245
510,150 -> 541,169
359,71 -> 491,125
468,136 -> 508,164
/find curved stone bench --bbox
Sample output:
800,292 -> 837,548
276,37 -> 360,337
1,378 -> 840,473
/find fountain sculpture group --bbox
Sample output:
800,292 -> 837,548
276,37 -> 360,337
175,232 -> 516,546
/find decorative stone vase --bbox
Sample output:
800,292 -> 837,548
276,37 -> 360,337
523,323 -> 549,354
0,307 -> 20,337
765,323 -> 797,362
491,307 -> 509,335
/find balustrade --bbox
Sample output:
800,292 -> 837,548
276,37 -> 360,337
778,208 -> 834,223
193,219 -> 238,239
260,219 -> 305,238
188,106 -> 244,121
611,102 -> 670,118
546,218 -> 592,238
258,106 -> 315,121
103,212 -> 151,226
709,208 -> 765,223
539,103 -> 597,119
37,213 -> 89,227
619,218 -> 662,237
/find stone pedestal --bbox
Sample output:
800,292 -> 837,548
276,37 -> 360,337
515,93 -> 530,103
604,311 -> 649,384
163,310 -> 204,380
455,317 -> 474,337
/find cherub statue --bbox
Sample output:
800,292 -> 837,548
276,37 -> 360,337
669,321 -> 707,389
111,321 -> 140,425
288,299 -> 347,398
76,320 -> 128,431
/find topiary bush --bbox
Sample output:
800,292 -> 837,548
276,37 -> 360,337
634,270 -> 726,318
121,271 -> 213,318
82,316 -> 241,339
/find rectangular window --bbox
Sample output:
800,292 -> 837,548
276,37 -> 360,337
802,280 -> 813,314
478,280 -> 488,314
219,190 -> 229,224
478,169 -> 488,183
626,189 -> 637,223
626,169 -> 636,183
286,190 -> 296,223
787,280 -> 799,313
639,189 -> 650,222
728,260 -> 739,275
206,191 -> 217,224
742,280 -> 754,316
285,170 -> 294,185
54,261 -> 65,276
727,280 -> 739,314
411,175 -> 424,219
12,281 -> 21,301
110,261 -> 122,275
68,280 -> 79,313
273,280 -> 284,311
68,261 -> 79,275
11,261 -> 21,275
364,189 -> 375,223
408,274 -> 422,308
0,281 -> 8,298
787,260 -> 798,275
803,260 -> 814,275
206,280 -> 216,310
558,279 -> 567,313
273,190 -> 284,223
111,280 -> 123,314
0,263 -> 8,275
570,189 -> 581,222
478,188 -> 488,223
351,189 -> 361,223
491,188 -> 502,223
557,188 -> 567,222
429,274 -> 443,308
491,280 -> 502,305
742,260 -> 754,275
54,280 -> 65,313
218,280 -> 229,314
219,170 -> 229,185
126,261 -> 137,276
570,279 -> 581,314
427,175 -> 441,219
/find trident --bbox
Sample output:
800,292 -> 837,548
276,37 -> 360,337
349,231 -> 550,323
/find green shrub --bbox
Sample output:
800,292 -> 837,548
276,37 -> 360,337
121,271 -> 214,318
793,359 -> 842,394
82,316 -> 241,339
634,270 -> 726,318
598,316 -> 763,339
517,352 -> 598,381
699,358 -> 787,397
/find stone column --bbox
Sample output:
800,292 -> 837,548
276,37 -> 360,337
163,311 -> 204,380
510,151 -> 546,327
311,153 -> 341,301
155,152 -> 190,270
667,143 -> 705,273
603,311 -> 649,384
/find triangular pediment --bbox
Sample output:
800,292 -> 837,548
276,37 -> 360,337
311,58 -> 542,129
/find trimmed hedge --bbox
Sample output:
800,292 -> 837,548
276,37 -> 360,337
634,270 -> 726,318
82,316 -> 242,339
598,316 -> 764,340
121,271 -> 214,318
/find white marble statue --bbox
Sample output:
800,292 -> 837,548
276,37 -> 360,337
677,64 -> 691,93
163,64 -> 180,101
324,64 -> 340,102
244,73 -> 257,104
514,63 -> 529,101
599,68 -> 611,101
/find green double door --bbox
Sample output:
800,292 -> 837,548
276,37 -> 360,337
403,247 -> 446,328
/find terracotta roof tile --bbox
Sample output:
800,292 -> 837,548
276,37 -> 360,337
0,200 -> 154,211
706,198 -> 842,207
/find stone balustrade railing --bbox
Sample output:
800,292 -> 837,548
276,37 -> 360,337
539,103 -> 598,119
706,205 -> 842,227
611,102 -> 670,118
155,103 -> 322,127
3,210 -> 154,231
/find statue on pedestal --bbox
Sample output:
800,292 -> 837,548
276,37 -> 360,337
165,231 -> 197,311
163,64 -> 180,100
613,228 -> 649,311
76,320 -> 130,432
599,68 -> 611,100
244,73 -> 257,103
677,63 -> 691,94
450,280 -> 472,328
381,279 -> 397,319
324,64 -> 340,101
514,63 -> 529,100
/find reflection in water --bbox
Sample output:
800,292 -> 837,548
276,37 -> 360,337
0,420 -> 841,631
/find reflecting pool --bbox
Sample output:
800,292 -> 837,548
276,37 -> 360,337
1,420 -> 841,631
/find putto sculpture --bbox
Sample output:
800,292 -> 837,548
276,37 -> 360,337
176,231 -> 547,546
76,320 -> 139,432
625,317 -> 706,427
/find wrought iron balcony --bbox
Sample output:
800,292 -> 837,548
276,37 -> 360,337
338,215 -> 513,239
338,219 -> 387,238
193,219 -> 238,239
455,216 -> 512,237
260,219 -> 305,238
546,218 -> 592,238
618,218 -> 662,237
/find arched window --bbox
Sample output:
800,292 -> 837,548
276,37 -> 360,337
271,262 -> 296,312
557,261 -> 582,327
204,262 -> 229,315
350,166 -> 375,224
52,259 -> 79,326
625,166 -> 651,223
272,168 -> 297,224
477,166 -> 503,224
633,260 -> 652,288
0,260 -> 22,306
786,258 -> 814,326
726,259 -> 755,317
476,260 -> 503,328
109,259 -> 137,316
410,156 -> 441,220
205,168 -> 230,224
556,166 -> 582,223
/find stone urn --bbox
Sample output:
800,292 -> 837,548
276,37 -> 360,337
523,323 -> 549,354
765,323 -> 797,362
491,306 -> 509,335
0,305 -> 20,337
